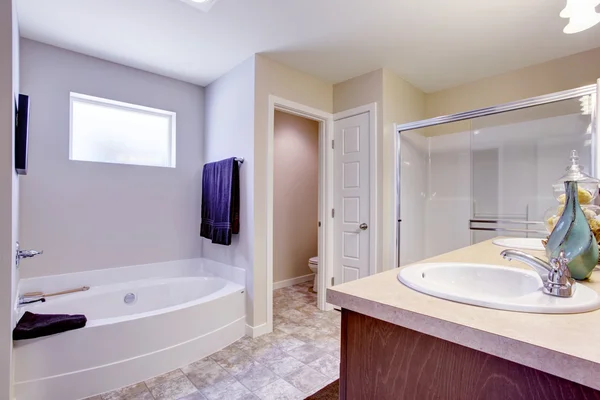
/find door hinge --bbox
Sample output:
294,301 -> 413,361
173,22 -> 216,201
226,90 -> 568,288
331,140 -> 335,149
331,209 -> 335,218
331,277 -> 334,286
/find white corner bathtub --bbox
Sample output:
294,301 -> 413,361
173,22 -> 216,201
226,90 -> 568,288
14,258 -> 246,400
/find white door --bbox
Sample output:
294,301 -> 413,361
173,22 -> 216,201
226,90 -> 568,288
333,112 -> 370,285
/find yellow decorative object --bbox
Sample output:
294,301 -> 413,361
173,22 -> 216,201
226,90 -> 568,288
546,205 -> 600,237
589,218 -> 600,243
557,186 -> 594,205
547,215 -> 560,232
584,208 -> 598,220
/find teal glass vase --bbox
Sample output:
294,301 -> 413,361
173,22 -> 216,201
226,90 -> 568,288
546,181 -> 598,280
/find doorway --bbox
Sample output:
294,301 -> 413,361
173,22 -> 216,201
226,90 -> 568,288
265,96 -> 377,335
272,110 -> 320,306
266,96 -> 334,334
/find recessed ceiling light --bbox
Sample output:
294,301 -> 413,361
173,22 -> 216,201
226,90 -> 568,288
180,0 -> 219,12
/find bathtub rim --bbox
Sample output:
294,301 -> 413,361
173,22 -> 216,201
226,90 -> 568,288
14,277 -> 244,333
18,257 -> 246,295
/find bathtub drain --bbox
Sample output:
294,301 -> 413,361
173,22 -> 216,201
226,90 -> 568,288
124,293 -> 136,304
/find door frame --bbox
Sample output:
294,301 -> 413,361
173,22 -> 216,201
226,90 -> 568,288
266,95 -> 334,332
333,103 -> 378,289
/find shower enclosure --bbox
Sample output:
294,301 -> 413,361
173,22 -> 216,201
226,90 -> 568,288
396,82 -> 600,267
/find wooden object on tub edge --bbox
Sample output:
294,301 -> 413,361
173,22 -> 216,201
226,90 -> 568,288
22,286 -> 90,298
339,309 -> 600,400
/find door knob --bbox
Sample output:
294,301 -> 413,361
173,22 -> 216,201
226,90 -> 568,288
359,223 -> 368,231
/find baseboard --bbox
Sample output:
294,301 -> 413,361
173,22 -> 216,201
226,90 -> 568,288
273,273 -> 315,290
245,322 -> 270,338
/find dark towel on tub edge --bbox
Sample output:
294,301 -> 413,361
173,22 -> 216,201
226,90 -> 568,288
13,311 -> 87,340
200,157 -> 240,246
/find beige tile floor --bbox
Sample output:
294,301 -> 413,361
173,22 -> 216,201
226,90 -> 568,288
88,280 -> 341,400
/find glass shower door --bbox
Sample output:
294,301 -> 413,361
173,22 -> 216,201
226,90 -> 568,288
469,95 -> 596,244
399,121 -> 471,266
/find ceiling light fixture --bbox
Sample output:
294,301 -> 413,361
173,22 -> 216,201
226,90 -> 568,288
180,0 -> 219,12
560,0 -> 600,34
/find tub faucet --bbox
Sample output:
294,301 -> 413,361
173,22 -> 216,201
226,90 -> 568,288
17,295 -> 45,307
500,249 -> 575,298
15,241 -> 43,268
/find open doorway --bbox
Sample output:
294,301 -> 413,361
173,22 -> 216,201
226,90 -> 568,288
265,97 -> 377,335
272,110 -> 320,306
266,96 -> 334,335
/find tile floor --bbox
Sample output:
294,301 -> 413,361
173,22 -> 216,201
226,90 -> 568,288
88,280 -> 341,400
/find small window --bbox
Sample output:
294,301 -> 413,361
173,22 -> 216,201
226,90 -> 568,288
69,93 -> 176,168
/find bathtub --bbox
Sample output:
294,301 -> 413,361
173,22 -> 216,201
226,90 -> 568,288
13,258 -> 246,400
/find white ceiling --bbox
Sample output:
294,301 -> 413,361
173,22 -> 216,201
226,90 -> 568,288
16,0 -> 600,92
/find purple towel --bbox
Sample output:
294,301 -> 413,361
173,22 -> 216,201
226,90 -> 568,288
200,157 -> 240,245
13,311 -> 87,340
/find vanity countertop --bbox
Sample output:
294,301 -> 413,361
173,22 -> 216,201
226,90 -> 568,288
326,239 -> 600,391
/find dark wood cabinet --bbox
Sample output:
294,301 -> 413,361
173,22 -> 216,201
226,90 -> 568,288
340,309 -> 600,400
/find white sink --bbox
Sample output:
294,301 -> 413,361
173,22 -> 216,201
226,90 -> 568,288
398,263 -> 600,314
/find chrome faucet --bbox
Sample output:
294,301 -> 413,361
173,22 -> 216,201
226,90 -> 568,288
15,241 -> 43,268
500,249 -> 575,298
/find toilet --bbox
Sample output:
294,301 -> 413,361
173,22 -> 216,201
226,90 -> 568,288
308,256 -> 319,292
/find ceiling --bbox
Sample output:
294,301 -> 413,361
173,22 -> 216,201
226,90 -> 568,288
16,0 -> 600,93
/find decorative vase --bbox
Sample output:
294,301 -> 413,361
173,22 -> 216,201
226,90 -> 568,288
546,181 -> 599,280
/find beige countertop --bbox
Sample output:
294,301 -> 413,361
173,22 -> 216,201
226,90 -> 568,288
326,239 -> 600,391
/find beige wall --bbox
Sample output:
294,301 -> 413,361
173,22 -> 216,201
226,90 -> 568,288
424,47 -> 600,136
253,55 -> 333,328
333,69 -> 383,114
19,40 -> 205,278
273,111 -> 319,283
0,1 -> 19,397
382,70 -> 426,269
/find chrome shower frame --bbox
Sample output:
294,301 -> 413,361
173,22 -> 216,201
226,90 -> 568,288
394,81 -> 600,268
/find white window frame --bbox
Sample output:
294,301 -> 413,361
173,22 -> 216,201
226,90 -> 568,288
69,92 -> 177,168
